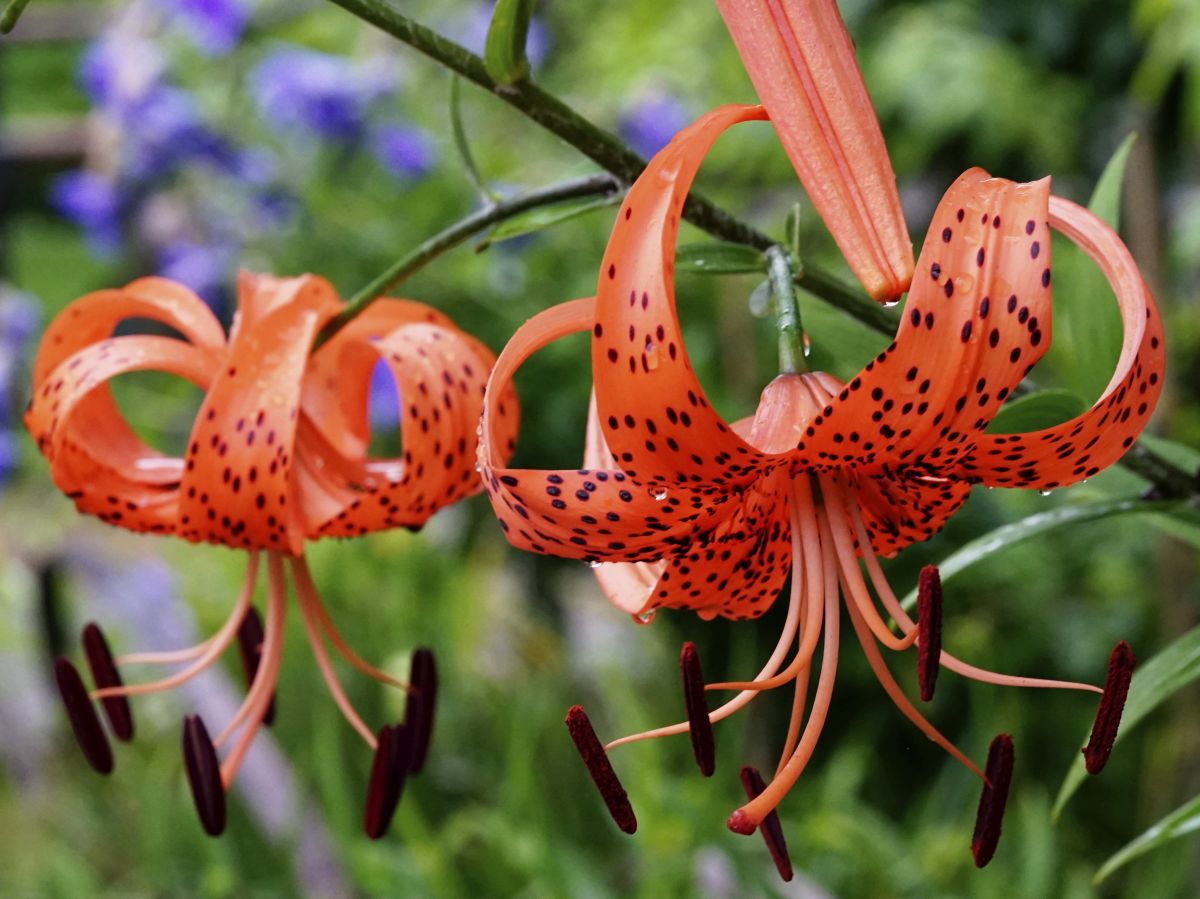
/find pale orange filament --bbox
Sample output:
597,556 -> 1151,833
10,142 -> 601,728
706,478 -> 825,693
118,637 -> 218,667
218,551 -> 287,788
292,556 -> 411,693
842,494 -> 1101,695
731,547 -> 841,831
821,476 -> 918,651
603,489 -> 809,751
290,556 -> 378,749
92,552 -> 260,700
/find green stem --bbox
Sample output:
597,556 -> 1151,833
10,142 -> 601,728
323,0 -> 1196,499
323,0 -> 770,252
0,0 -> 32,33
766,246 -> 806,374
314,173 -> 621,349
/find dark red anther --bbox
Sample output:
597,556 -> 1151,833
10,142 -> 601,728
917,565 -> 943,702
739,766 -> 793,882
363,723 -> 412,839
53,657 -> 113,775
404,648 -> 437,774
1084,640 -> 1135,775
236,607 -> 275,726
81,622 -> 134,742
971,733 -> 1014,868
680,642 -> 715,776
564,705 -> 637,834
182,715 -> 226,837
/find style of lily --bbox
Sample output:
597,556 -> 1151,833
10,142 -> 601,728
27,272 -> 517,837
475,9 -> 1162,872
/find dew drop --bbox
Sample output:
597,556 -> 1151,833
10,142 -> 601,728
802,333 -> 812,357
882,299 -> 901,309
636,610 -> 657,625
1038,489 -> 1053,497
643,343 -> 660,371
649,486 -> 668,501
586,560 -> 602,569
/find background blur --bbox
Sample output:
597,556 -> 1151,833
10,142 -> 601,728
1,0 -> 1198,896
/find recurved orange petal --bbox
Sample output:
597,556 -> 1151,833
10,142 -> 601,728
959,196 -> 1164,489
794,170 -> 1053,474
177,275 -> 340,554
715,0 -> 913,300
593,105 -> 777,492
480,299 -> 743,562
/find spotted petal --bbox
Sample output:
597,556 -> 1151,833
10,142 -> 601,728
593,105 -> 778,493
957,196 -> 1164,489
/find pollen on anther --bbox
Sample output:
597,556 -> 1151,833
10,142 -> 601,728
917,566 -> 943,702
739,766 -> 793,882
1083,641 -> 1135,775
565,705 -> 637,834
971,733 -> 1014,867
680,642 -> 715,776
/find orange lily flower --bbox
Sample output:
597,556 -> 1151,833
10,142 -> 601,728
715,0 -> 914,300
477,104 -> 1161,872
27,272 -> 517,837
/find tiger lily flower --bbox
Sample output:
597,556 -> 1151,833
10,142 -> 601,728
477,104 -> 1160,872
27,272 -> 517,837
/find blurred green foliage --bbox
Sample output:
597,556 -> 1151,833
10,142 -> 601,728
1,0 -> 1198,897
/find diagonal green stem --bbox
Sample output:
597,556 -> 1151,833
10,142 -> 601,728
314,173 -> 621,348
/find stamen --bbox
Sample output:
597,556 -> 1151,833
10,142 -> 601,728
182,714 -> 226,837
53,657 -> 113,775
739,766 -> 794,882
565,705 -> 637,834
363,723 -> 413,839
917,566 -> 943,702
972,734 -> 1014,867
1083,641 -> 1135,775
237,607 -> 276,726
81,622 -> 134,741
680,642 -> 715,776
405,648 -> 437,774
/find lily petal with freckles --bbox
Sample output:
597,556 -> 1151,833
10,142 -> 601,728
477,103 -> 1160,872
28,272 -> 517,838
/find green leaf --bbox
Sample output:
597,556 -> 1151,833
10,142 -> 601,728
986,389 -> 1086,434
1095,792 -> 1200,883
1050,133 -> 1137,402
675,242 -> 765,275
448,77 -> 497,202
1053,623 -> 1200,818
480,194 -> 618,247
1136,432 -> 1200,474
483,0 -> 535,85
899,496 -> 1179,613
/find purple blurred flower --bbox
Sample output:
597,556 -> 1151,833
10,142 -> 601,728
163,0 -> 249,56
368,358 -> 400,430
77,36 -> 164,109
250,48 -> 387,140
370,124 -> 436,180
49,171 -> 123,255
618,92 -> 691,159
0,431 -> 19,485
156,241 -> 233,309
0,293 -> 39,350
122,87 -> 229,178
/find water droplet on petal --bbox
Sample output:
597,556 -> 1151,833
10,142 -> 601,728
586,560 -> 601,569
882,299 -> 900,309
643,343 -> 660,371
636,610 -> 657,625
1038,489 -> 1053,497
649,486 -> 668,501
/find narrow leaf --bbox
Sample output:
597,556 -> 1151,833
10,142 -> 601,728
481,194 -> 618,247
1053,623 -> 1200,817
986,389 -> 1086,434
1094,792 -> 1200,883
899,496 -> 1179,613
449,76 -> 497,202
484,0 -> 535,85
676,243 -> 765,275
